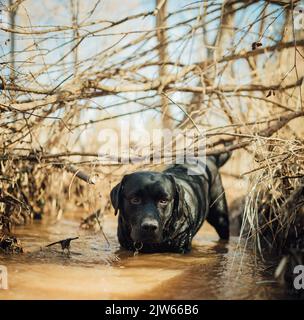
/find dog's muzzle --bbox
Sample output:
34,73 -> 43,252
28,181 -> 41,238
132,218 -> 161,243
141,218 -> 159,233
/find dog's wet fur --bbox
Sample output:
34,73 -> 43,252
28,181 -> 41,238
110,154 -> 230,253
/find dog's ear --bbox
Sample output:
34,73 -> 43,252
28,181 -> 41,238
165,174 -> 185,217
110,178 -> 125,216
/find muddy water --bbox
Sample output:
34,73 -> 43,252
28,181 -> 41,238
0,214 -> 287,300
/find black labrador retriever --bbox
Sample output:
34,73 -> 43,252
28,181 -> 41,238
110,154 -> 230,253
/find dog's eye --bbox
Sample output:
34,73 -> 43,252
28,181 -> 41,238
159,199 -> 168,205
130,197 -> 141,205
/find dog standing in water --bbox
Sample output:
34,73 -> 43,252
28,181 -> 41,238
110,154 -> 230,253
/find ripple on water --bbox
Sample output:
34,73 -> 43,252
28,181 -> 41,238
0,215 -> 287,300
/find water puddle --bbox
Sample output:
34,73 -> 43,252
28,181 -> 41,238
0,214 -> 286,299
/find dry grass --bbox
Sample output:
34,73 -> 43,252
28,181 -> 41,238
1,1 -> 304,262
241,135 -> 304,252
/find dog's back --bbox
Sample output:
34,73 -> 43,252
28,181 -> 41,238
164,154 -> 230,241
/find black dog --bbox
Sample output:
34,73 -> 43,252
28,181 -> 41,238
110,154 -> 230,253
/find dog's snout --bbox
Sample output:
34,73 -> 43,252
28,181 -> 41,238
141,219 -> 159,233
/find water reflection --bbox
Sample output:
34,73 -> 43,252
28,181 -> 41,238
0,215 -> 286,300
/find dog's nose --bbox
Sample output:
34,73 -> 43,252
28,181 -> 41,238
141,219 -> 159,233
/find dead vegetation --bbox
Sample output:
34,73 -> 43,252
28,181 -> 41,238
240,137 -> 304,294
0,1 -> 303,295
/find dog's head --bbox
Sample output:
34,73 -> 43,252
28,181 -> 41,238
110,172 -> 184,246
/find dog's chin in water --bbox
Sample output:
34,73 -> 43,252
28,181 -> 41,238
131,233 -> 162,246
133,239 -> 160,251
133,236 -> 162,244
130,227 -> 162,245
